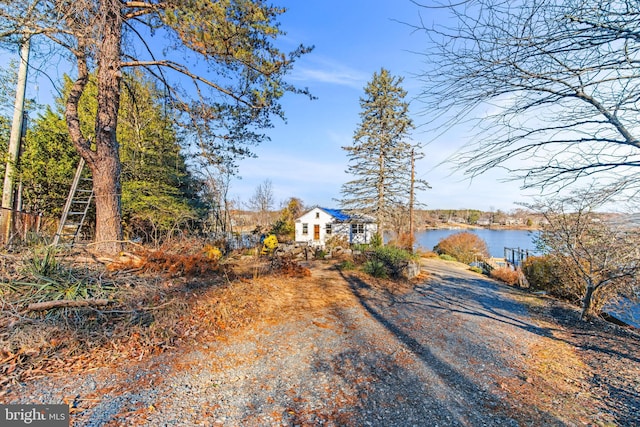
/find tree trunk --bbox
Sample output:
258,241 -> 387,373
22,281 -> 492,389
65,1 -> 124,255
580,284 -> 596,320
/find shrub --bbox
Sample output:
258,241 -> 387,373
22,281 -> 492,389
522,255 -> 604,309
490,267 -> 520,286
24,246 -> 60,277
260,234 -> 278,255
469,266 -> 483,274
337,260 -> 356,271
356,246 -> 417,278
522,255 -> 562,293
203,245 -> 222,260
351,243 -> 369,252
417,249 -> 438,258
363,259 -> 387,278
368,246 -> 417,278
434,232 -> 489,264
439,254 -> 456,262
387,232 -> 415,251
370,233 -> 383,248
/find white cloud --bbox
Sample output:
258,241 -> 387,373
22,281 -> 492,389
291,57 -> 369,89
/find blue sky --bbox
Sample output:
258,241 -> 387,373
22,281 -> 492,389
234,0 -> 534,212
3,1 -> 536,212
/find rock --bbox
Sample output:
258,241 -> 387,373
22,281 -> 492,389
401,260 -> 421,280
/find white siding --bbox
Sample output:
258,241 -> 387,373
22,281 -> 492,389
295,208 -> 334,245
294,207 -> 378,247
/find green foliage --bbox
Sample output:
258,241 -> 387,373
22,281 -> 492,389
19,108 -> 81,216
363,259 -> 388,278
0,115 -> 10,180
121,181 -> 201,243
271,197 -> 304,241
522,255 -> 584,303
19,71 -> 205,242
367,245 -> 417,278
439,254 -> 457,262
339,68 -> 422,229
24,247 -> 60,277
3,249 -> 116,309
467,210 -> 481,225
1,0 -> 311,253
314,249 -> 327,260
351,243 -> 369,252
337,260 -> 356,271
370,233 -> 383,248
469,266 -> 483,274
434,232 -> 489,264
522,256 -> 562,293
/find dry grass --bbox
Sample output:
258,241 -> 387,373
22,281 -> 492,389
0,245 -> 231,392
495,318 -> 604,425
0,245 -> 338,394
417,250 -> 438,258
490,267 -> 520,286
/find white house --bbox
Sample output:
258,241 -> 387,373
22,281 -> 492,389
294,207 -> 377,247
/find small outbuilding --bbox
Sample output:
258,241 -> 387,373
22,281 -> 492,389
294,207 -> 377,247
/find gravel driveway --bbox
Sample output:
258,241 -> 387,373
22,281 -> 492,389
6,258 -> 638,426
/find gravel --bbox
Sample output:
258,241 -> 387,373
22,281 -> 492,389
4,258 -> 639,426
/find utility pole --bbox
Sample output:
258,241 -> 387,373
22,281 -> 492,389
1,36 -> 30,244
409,148 -> 415,252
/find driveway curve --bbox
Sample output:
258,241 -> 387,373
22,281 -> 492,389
8,258 -> 630,426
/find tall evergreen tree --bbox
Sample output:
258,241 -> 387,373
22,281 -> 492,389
0,0 -> 311,254
19,107 -> 80,216
0,115 -> 10,182
19,71 -> 204,241
339,68 -> 416,235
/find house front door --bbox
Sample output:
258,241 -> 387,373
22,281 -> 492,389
314,224 -> 320,240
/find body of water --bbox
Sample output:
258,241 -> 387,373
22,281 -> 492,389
416,228 -> 639,329
415,228 -> 538,258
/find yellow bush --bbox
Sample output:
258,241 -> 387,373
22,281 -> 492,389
490,267 -> 520,286
203,245 -> 222,260
261,234 -> 279,255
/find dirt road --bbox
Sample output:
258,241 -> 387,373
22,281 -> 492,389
7,258 -> 639,426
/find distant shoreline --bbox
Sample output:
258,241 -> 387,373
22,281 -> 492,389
422,224 -> 540,232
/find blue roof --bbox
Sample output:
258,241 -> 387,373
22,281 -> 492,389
320,208 -> 351,221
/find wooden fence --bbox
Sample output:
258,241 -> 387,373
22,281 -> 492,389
0,207 -> 55,246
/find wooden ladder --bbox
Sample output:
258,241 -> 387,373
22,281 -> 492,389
52,158 -> 93,246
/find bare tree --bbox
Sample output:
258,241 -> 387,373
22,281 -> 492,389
0,1 -> 310,253
247,178 -> 274,228
415,0 -> 640,195
530,189 -> 640,319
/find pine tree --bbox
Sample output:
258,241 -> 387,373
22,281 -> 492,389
0,0 -> 311,253
340,68 -> 417,235
19,72 -> 204,241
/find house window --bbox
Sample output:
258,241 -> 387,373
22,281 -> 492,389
302,223 -> 308,234
351,223 -> 364,234
315,212 -> 320,219
326,224 -> 332,235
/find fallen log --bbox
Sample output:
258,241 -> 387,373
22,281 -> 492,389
27,299 -> 112,312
